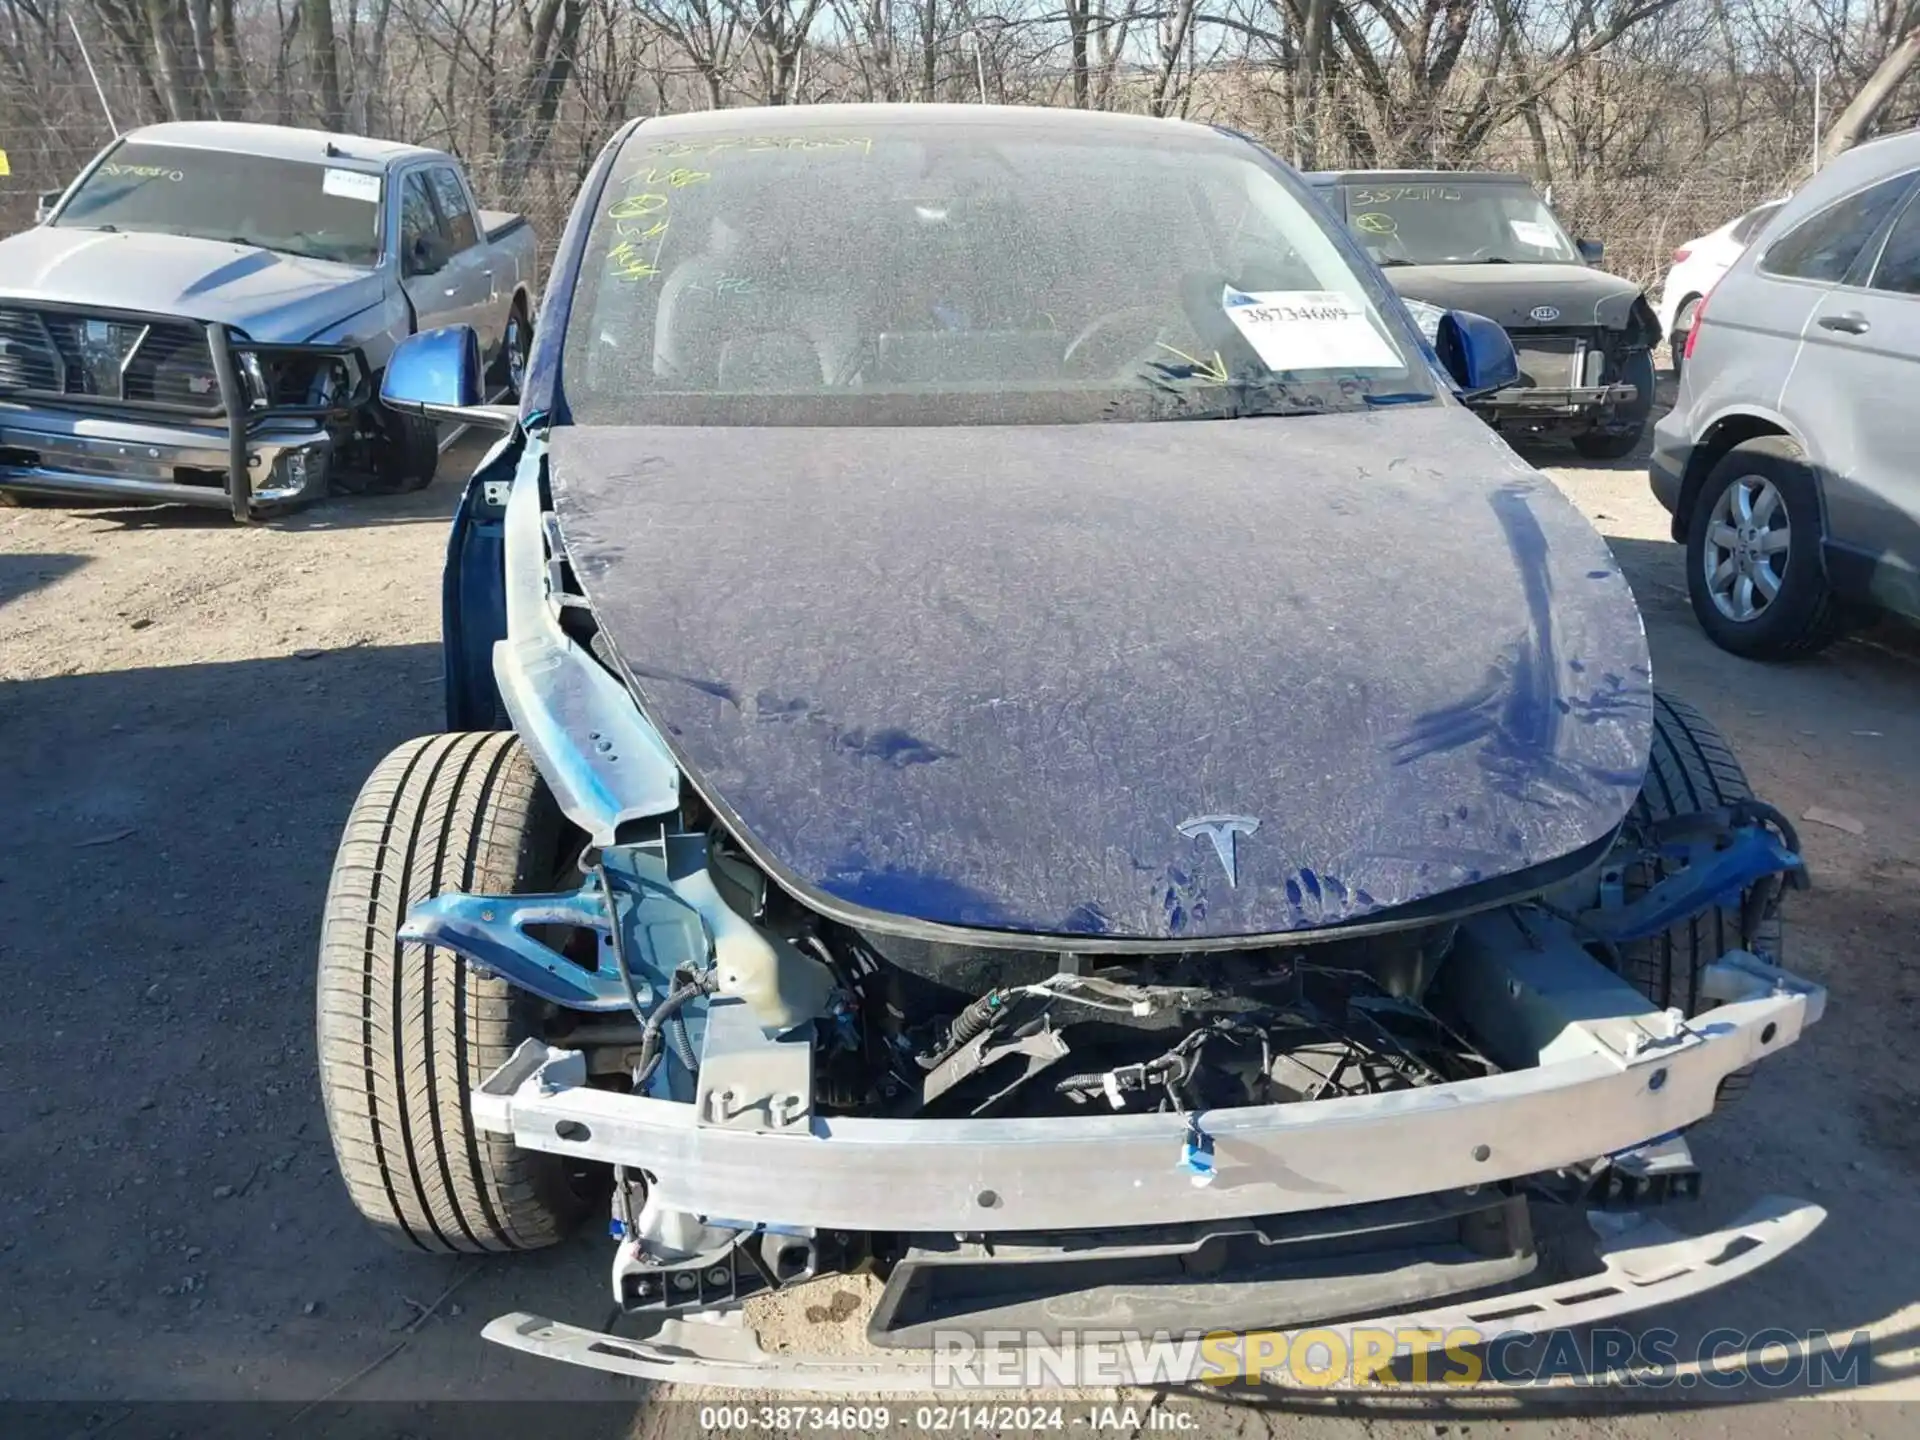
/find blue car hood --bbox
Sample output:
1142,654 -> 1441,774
548,405 -> 1652,943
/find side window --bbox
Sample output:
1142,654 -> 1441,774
1761,174 -> 1916,283
1731,202 -> 1783,246
1869,194 -> 1920,295
399,172 -> 443,274
426,167 -> 479,253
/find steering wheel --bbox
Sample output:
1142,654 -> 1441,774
1062,305 -> 1187,378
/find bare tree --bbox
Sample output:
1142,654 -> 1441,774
1821,2 -> 1920,160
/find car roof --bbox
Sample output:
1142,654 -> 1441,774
1307,170 -> 1532,187
1761,125 -> 1920,224
634,102 -> 1222,144
120,121 -> 444,171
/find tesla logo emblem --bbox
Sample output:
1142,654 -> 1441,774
1529,305 -> 1561,323
1177,814 -> 1260,888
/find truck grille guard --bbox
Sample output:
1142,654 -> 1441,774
0,297 -> 370,520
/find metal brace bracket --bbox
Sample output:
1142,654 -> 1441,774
695,997 -> 814,1133
398,843 -> 709,1012
1579,819 -> 1805,945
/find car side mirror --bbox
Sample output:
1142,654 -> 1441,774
406,233 -> 447,277
381,326 -> 516,431
34,190 -> 61,224
1577,238 -> 1605,265
1435,310 -> 1519,396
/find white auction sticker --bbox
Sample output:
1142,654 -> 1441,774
1222,286 -> 1399,371
323,168 -> 382,204
1509,218 -> 1559,249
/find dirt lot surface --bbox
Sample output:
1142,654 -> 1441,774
3,400 -> 1918,1439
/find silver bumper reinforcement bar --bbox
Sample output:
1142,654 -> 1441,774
471,946 -> 1822,1234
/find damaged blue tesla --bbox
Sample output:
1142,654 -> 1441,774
316,105 -> 1827,1389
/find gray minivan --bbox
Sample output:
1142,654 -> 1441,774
1650,127 -> 1920,658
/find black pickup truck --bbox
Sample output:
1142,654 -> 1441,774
1311,170 -> 1662,458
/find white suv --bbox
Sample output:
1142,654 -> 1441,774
1650,128 -> 1920,658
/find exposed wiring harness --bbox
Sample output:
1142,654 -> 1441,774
595,857 -> 715,1090
631,971 -> 719,1092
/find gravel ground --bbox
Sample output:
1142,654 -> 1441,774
3,402 -> 1918,1439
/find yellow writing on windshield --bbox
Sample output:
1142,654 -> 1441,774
636,135 -> 874,160
1154,342 -> 1230,384
602,164 -> 713,282
608,192 -> 668,221
619,165 -> 710,190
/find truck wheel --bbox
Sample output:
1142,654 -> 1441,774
352,402 -> 440,495
1570,348 -> 1655,460
493,300 -> 532,401
1617,693 -> 1782,1104
317,732 -> 591,1253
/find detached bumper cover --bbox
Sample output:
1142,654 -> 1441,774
481,1196 -> 1825,1391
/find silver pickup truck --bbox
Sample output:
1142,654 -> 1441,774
0,121 -> 537,519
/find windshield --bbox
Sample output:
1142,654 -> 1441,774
1335,181 -> 1581,266
54,142 -> 383,266
561,121 -> 1435,426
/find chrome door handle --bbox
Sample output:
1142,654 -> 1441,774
1818,312 -> 1870,334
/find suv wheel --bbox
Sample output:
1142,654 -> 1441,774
1685,436 -> 1848,658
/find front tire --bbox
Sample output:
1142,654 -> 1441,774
1685,436 -> 1847,659
1618,693 -> 1782,1012
317,732 -> 589,1253
1617,693 -> 1785,1106
1570,347 -> 1655,460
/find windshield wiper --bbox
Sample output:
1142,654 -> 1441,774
1131,368 -> 1433,421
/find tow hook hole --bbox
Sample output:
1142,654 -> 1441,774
976,1189 -> 1001,1209
1471,1144 -> 1491,1163
774,1244 -> 812,1280
1648,1068 -> 1668,1092
555,1120 -> 592,1143
1761,1022 -> 1777,1045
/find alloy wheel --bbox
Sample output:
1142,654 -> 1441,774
1702,474 -> 1791,622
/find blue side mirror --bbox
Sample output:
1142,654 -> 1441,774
1435,310 -> 1519,396
381,325 -> 516,431
1577,238 -> 1605,265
